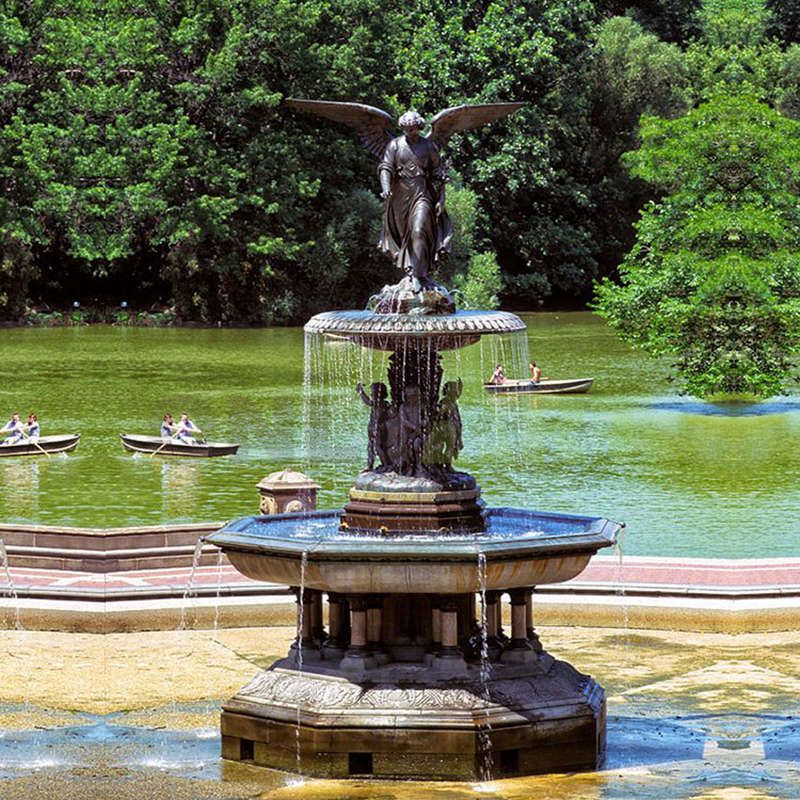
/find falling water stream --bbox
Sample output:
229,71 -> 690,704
476,552 -> 493,782
0,537 -> 22,630
178,538 -> 205,631
295,550 -> 308,775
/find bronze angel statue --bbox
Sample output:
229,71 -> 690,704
286,99 -> 523,310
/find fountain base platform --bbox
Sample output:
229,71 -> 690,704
220,653 -> 605,780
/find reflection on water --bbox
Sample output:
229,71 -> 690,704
161,460 -> 200,520
653,399 -> 800,417
0,460 -> 39,518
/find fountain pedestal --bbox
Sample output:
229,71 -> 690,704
342,486 -> 485,533
220,652 -> 606,780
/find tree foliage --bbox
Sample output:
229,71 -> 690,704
595,1 -> 800,397
0,0 -> 798,338
0,0 -> 613,321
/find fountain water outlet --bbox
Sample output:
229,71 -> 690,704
206,287 -> 621,781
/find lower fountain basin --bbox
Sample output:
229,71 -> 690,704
205,508 -> 620,594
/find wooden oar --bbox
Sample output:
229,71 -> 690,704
150,435 -> 176,457
23,432 -> 51,458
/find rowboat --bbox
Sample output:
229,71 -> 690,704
120,434 -> 239,457
484,378 -> 594,395
0,433 -> 80,457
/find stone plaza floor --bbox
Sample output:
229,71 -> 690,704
0,624 -> 798,799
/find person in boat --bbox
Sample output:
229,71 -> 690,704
0,413 -> 25,445
529,361 -> 542,384
160,413 -> 176,439
489,364 -> 506,385
175,413 -> 202,445
25,413 -> 40,441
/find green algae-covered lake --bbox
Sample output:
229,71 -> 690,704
0,312 -> 798,558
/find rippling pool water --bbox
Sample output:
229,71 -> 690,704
0,313 -> 797,558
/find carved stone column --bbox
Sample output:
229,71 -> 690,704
433,596 -> 467,675
366,595 -> 389,665
495,592 -> 508,644
339,596 -> 376,677
289,587 -> 316,664
484,590 -> 503,660
322,593 -> 346,661
526,589 -> 543,654
310,590 -> 326,644
424,597 -> 442,665
501,589 -> 536,664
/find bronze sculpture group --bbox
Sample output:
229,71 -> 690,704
357,375 -> 463,477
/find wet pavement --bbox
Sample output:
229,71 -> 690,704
1,709 -> 799,799
0,626 -> 798,799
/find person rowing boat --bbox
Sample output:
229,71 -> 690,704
157,412 -> 203,445
175,413 -> 203,445
161,413 -> 176,438
0,413 -> 25,445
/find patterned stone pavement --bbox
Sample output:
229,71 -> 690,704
5,555 -> 800,600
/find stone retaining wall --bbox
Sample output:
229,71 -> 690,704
0,521 -> 226,571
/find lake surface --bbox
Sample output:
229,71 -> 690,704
0,313 -> 797,558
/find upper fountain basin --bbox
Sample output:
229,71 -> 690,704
205,508 -> 621,594
305,310 -> 526,351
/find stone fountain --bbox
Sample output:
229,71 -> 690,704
206,296 -> 620,781
205,96 -> 620,781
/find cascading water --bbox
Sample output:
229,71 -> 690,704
476,551 -> 494,782
178,538 -> 205,631
303,325 -> 530,512
294,549 -> 308,774
0,537 -> 22,630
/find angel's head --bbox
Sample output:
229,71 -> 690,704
399,110 -> 425,137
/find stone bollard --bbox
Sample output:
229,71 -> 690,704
257,469 -> 320,515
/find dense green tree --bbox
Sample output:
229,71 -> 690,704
595,1 -> 800,397
389,0 -> 603,307
587,15 -> 689,283
596,0 -> 702,42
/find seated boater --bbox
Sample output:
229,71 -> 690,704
26,413 -> 39,440
0,413 -> 25,445
175,413 -> 201,445
160,413 -> 176,439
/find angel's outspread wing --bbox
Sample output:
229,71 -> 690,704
429,102 -> 524,147
285,99 -> 395,158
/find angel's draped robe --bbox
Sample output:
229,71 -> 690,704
378,135 -> 452,282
